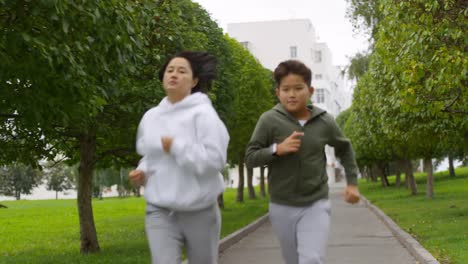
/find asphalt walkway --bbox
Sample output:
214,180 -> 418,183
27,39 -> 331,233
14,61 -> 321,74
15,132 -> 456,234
218,182 -> 419,264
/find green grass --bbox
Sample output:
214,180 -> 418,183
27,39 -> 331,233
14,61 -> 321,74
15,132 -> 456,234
0,187 -> 268,264
359,166 -> 468,264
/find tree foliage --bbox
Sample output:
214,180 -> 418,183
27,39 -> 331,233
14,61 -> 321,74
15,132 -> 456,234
1,0 -> 275,253
347,52 -> 369,81
222,36 -> 274,201
345,0 -> 467,197
44,161 -> 76,199
0,163 -> 41,200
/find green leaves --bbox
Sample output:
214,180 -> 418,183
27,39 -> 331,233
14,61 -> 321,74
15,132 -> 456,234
222,35 -> 274,164
345,0 -> 467,166
1,0 -> 275,168
0,163 -> 42,200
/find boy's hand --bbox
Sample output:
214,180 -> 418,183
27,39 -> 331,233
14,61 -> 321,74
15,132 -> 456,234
344,185 -> 360,204
129,169 -> 145,186
277,131 -> 304,156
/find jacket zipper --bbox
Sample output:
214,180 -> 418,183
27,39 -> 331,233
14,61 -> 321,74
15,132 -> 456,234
295,123 -> 305,192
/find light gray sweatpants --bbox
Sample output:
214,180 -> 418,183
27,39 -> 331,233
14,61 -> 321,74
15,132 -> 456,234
269,199 -> 331,264
145,203 -> 221,264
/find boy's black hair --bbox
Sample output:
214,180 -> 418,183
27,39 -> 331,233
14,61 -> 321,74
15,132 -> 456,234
273,60 -> 312,87
158,51 -> 218,93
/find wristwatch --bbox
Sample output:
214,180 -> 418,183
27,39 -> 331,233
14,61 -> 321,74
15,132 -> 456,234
270,143 -> 278,156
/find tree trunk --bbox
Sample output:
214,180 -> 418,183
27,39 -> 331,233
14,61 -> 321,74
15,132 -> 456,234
405,159 -> 417,195
404,163 -> 409,188
15,190 -> 20,200
395,168 -> 401,187
236,154 -> 244,202
448,154 -> 456,177
217,193 -> 224,209
98,185 -> 103,200
77,133 -> 100,254
395,160 -> 403,187
260,166 -> 266,197
247,166 -> 256,199
134,186 -> 141,197
360,166 -> 369,182
424,158 -> 434,199
380,174 -> 388,187
56,191 -> 59,200
378,163 -> 389,187
369,166 -> 377,182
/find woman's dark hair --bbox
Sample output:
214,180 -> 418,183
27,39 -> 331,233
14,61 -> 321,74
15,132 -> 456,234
273,60 -> 312,87
158,51 -> 218,93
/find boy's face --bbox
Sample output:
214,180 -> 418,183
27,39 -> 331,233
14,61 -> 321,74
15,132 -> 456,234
276,73 -> 314,116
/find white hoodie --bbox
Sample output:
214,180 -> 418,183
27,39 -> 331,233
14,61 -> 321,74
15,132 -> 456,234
136,92 -> 229,211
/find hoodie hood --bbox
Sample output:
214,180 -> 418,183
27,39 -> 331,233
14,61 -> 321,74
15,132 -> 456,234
273,103 -> 326,122
158,92 -> 211,113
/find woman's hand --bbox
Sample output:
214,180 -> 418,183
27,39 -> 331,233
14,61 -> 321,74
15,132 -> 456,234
128,169 -> 145,186
161,137 -> 173,153
344,185 -> 360,204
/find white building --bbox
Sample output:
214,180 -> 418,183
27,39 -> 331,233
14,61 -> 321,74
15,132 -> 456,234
228,19 -> 352,183
227,19 -> 351,116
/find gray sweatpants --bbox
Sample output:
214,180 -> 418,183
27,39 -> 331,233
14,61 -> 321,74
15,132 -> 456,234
145,203 -> 221,264
269,199 -> 331,264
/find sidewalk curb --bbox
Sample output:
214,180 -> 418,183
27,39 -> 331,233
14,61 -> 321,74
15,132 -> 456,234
361,196 -> 440,264
219,213 -> 270,253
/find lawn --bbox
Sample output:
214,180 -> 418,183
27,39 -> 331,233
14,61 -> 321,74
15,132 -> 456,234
0,187 -> 268,264
359,166 -> 468,264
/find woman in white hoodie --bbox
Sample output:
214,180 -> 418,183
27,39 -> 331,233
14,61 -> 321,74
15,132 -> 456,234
129,51 -> 229,264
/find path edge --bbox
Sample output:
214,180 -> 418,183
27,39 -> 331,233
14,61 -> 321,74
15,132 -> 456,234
362,196 -> 440,264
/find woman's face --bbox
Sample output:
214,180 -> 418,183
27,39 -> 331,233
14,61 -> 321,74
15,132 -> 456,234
163,57 -> 198,102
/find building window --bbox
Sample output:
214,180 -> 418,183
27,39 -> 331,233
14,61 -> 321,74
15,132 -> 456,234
290,46 -> 297,58
315,74 -> 322,80
314,51 -> 322,63
315,88 -> 325,104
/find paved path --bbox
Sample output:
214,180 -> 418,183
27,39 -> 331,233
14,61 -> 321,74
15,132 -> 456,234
219,183 -> 418,264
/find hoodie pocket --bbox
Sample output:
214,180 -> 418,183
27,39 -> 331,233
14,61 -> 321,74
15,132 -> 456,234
299,159 -> 325,194
144,168 -> 158,194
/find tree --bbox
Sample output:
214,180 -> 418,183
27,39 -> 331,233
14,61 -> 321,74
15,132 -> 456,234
1,0 -> 267,253
223,36 -> 274,202
346,0 -> 466,197
259,166 -> 267,197
44,161 -> 76,199
335,108 -> 352,130
217,166 -> 229,209
0,1 -> 157,252
345,0 -> 383,40
246,166 -> 256,199
0,0 -> 202,253
347,52 -> 369,81
0,163 -> 41,200
372,0 -> 466,198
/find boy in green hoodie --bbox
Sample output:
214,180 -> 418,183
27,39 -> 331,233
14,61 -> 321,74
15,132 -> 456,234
245,60 -> 360,264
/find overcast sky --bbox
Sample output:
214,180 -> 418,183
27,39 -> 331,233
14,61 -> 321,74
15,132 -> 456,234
192,0 -> 369,66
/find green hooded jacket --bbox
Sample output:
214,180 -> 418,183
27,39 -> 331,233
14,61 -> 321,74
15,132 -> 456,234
245,104 -> 358,206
